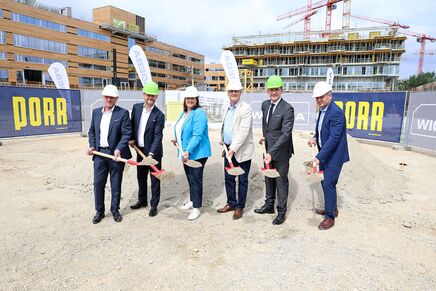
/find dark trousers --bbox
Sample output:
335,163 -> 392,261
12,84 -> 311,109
183,157 -> 208,209
136,152 -> 161,208
264,159 -> 290,214
224,156 -> 251,209
93,148 -> 125,214
321,165 -> 342,219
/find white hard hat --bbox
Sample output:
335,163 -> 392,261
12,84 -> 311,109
183,86 -> 199,98
312,81 -> 332,98
227,79 -> 243,91
102,84 -> 119,97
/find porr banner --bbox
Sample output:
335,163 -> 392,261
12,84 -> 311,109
0,86 -> 82,138
334,92 -> 406,142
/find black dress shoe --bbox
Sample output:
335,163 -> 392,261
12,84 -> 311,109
149,207 -> 158,217
130,201 -> 148,209
112,212 -> 123,222
272,213 -> 286,225
92,213 -> 105,224
254,204 -> 275,214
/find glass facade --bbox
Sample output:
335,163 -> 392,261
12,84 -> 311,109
11,13 -> 66,32
13,34 -> 67,54
78,46 -> 110,60
78,63 -> 110,71
77,29 -> 110,42
15,54 -> 68,66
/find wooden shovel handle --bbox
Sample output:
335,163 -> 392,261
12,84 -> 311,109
92,150 -> 128,163
173,141 -> 184,153
222,143 -> 233,165
262,143 -> 270,165
133,145 -> 147,160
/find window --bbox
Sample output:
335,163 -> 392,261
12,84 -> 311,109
0,69 -> 8,82
78,46 -> 109,60
190,57 -> 203,64
11,13 -> 66,32
78,63 -> 110,71
16,54 -> 68,66
0,52 -> 6,60
145,46 -> 170,56
13,34 -> 67,54
79,77 -> 109,87
172,53 -> 186,60
0,9 -> 3,18
0,31 -> 5,44
77,29 -> 110,42
128,38 -> 135,49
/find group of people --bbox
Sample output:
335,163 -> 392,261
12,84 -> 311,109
87,75 -> 349,230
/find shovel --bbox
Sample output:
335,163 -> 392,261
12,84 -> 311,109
260,145 -> 280,178
172,141 -> 203,168
223,143 -> 245,176
132,145 -> 172,181
304,146 -> 324,183
91,150 -> 139,166
132,145 -> 158,166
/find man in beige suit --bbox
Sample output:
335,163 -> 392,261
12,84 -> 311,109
217,79 -> 254,220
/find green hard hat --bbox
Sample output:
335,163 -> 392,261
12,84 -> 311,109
143,81 -> 159,95
266,75 -> 284,89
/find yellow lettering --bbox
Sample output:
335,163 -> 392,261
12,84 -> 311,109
357,102 -> 370,130
370,102 -> 384,131
12,96 -> 27,130
334,101 -> 343,110
28,97 -> 42,127
43,98 -> 55,126
344,101 -> 356,129
56,98 -> 67,125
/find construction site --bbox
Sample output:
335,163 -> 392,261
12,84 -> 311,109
222,0 -> 435,92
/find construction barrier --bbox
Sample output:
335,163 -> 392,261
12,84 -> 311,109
403,91 -> 436,151
0,86 -> 82,138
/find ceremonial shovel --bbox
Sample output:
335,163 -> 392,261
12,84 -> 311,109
132,145 -> 173,181
304,146 -> 324,183
172,142 -> 202,168
222,144 -> 245,176
91,151 -> 139,166
260,145 -> 280,178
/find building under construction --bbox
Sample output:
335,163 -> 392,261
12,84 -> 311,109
224,26 -> 406,92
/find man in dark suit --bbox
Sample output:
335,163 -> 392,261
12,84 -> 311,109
308,81 -> 350,230
254,75 -> 294,225
87,84 -> 132,224
128,81 -> 165,217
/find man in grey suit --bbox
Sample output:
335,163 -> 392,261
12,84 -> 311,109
254,75 -> 294,225
87,84 -> 132,224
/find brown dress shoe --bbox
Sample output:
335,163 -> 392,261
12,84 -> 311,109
217,205 -> 235,213
318,218 -> 335,230
315,208 -> 338,218
233,208 -> 243,220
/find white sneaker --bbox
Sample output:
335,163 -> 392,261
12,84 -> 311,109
179,201 -> 193,210
188,208 -> 200,220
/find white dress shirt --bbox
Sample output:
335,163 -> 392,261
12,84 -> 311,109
175,114 -> 187,159
137,106 -> 154,147
266,97 -> 281,122
99,106 -> 114,147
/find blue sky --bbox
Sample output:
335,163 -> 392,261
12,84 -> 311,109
48,0 -> 436,78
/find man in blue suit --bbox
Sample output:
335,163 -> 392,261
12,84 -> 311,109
308,81 -> 349,230
129,81 -> 165,217
87,85 -> 132,224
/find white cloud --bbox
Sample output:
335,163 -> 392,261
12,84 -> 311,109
45,0 -> 436,77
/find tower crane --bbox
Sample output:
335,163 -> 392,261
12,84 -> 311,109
277,0 -> 345,35
350,14 -> 410,32
399,30 -> 436,75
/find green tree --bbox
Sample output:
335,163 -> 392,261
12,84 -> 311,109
399,71 -> 436,90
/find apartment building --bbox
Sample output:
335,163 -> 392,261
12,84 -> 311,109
205,63 -> 225,91
225,27 -> 406,91
0,0 -> 204,89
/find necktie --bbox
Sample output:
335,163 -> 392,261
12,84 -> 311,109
267,103 -> 275,125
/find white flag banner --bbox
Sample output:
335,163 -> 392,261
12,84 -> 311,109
220,50 -> 240,83
48,62 -> 70,89
129,45 -> 152,86
326,67 -> 334,86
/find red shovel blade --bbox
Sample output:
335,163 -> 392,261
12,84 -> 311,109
126,160 -> 140,166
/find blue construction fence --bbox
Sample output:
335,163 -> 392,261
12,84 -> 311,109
0,85 -> 434,152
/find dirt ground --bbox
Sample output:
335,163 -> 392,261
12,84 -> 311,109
0,128 -> 435,290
